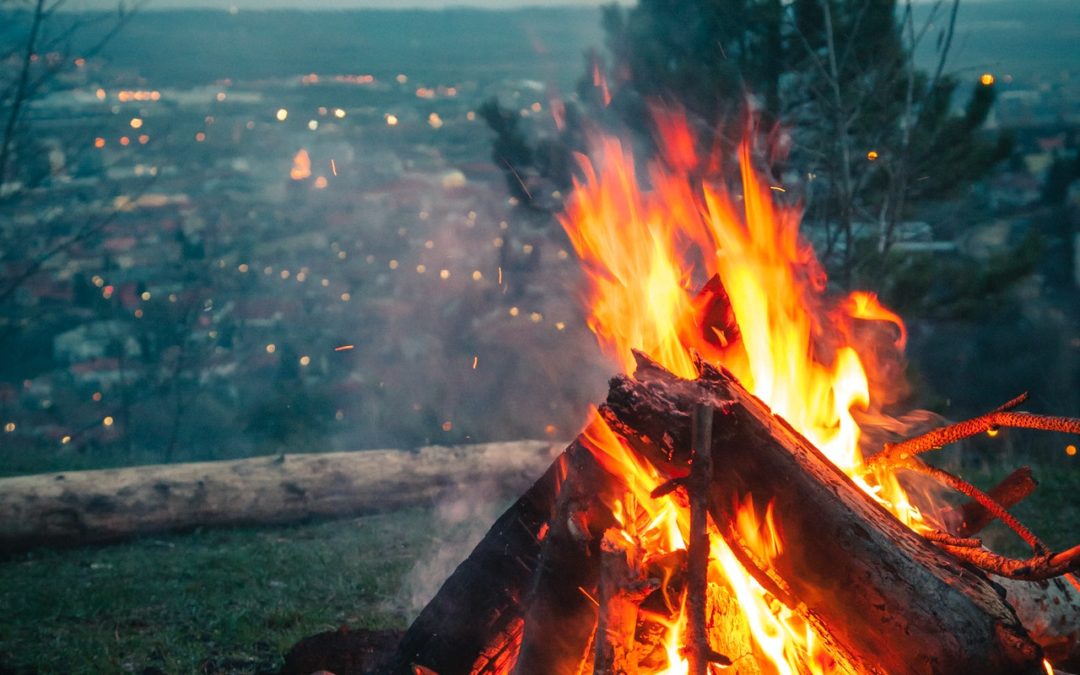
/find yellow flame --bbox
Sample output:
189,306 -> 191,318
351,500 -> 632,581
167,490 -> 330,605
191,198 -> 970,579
560,114 -> 919,673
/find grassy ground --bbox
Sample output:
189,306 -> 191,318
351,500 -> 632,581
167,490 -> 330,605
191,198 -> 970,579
0,459 -> 1076,675
0,510 -> 434,675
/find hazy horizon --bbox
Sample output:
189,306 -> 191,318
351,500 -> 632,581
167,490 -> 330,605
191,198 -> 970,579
61,0 -> 623,10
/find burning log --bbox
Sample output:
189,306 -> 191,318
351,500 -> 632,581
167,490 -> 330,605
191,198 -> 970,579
386,355 -> 1062,675
385,441 -> 613,675
513,442 -> 616,675
593,527 -> 653,674
600,353 -> 1045,674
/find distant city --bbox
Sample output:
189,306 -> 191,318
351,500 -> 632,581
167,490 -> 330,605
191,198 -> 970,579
1,6 -> 1078,474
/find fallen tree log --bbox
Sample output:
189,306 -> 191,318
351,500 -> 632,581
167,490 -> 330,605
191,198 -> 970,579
0,441 -> 558,553
600,354 -> 1045,675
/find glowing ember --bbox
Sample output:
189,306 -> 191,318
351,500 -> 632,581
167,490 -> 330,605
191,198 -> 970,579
559,113 -> 925,673
290,149 -> 311,181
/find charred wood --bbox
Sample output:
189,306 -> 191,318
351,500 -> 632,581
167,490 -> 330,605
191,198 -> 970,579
513,441 -> 619,675
383,444 -> 573,674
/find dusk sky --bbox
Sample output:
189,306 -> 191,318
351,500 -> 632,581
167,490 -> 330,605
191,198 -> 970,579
69,0 -> 621,9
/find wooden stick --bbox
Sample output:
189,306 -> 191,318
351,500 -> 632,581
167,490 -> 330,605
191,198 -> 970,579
950,466 -> 1038,537
686,404 -> 715,675
867,404 -> 1080,470
901,459 -> 1046,554
937,543 -> 1080,581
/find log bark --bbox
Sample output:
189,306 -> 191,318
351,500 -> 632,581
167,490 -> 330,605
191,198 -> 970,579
996,575 -> 1080,672
601,354 -> 1044,675
0,441 -> 558,553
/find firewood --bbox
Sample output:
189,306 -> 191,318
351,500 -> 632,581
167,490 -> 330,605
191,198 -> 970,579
384,445 -> 574,675
685,404 -> 717,675
995,575 -> 1080,672
600,352 -> 1045,675
704,582 -> 761,675
593,528 -> 655,674
867,393 -> 1080,471
512,440 -> 616,675
945,466 -> 1038,537
0,441 -> 557,553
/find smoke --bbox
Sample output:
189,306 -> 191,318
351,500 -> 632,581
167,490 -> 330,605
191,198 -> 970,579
397,437 -> 568,618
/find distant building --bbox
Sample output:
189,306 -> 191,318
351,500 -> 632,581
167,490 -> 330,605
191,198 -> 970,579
53,321 -> 140,364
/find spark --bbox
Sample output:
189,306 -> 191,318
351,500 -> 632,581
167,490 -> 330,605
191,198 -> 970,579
329,159 -> 337,176
578,586 -> 599,606
472,356 -> 478,369
334,345 -> 355,352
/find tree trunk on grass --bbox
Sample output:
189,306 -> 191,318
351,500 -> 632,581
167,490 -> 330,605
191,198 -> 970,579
0,441 -> 559,552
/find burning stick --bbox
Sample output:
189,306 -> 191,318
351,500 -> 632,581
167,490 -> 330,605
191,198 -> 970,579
865,393 -> 1080,471
947,466 -> 1039,537
903,458 -> 1047,553
685,404 -> 719,675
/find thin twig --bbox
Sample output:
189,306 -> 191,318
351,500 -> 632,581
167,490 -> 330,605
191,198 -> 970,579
935,542 -> 1080,581
866,396 -> 1080,470
922,529 -> 982,548
951,466 -> 1037,537
900,459 -> 1046,554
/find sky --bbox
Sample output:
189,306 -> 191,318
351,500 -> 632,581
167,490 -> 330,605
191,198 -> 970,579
68,0 -> 621,9
64,0 -> 1019,7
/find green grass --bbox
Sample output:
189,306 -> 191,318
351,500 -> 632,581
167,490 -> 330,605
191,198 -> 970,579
0,510 -> 434,675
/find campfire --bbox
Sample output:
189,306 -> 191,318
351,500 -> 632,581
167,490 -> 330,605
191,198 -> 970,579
386,113 -> 1080,675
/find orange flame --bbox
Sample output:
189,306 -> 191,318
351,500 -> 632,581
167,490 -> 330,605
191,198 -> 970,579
592,58 -> 612,107
560,114 -> 919,673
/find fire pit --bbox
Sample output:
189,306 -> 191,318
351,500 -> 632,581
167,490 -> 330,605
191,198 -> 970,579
385,114 -> 1080,675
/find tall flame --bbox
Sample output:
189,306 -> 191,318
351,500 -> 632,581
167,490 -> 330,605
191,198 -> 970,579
560,115 -> 918,673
